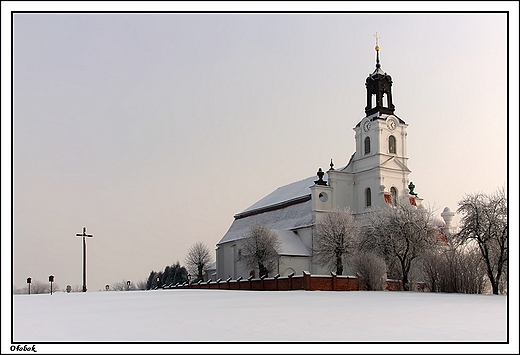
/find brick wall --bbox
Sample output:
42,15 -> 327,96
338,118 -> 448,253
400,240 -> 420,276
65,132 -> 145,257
164,272 -> 408,292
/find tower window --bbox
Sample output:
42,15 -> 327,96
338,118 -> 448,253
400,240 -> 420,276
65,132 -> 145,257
389,135 -> 396,154
390,187 -> 397,206
364,137 -> 371,155
365,188 -> 372,207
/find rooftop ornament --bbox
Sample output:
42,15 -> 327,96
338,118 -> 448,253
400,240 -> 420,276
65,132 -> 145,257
408,182 -> 418,196
314,168 -> 327,186
374,32 -> 381,69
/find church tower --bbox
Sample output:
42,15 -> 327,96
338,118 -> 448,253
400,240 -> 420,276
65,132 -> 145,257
336,34 -> 413,215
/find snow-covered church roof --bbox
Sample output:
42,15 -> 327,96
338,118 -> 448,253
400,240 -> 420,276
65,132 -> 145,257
236,172 -> 329,218
217,171 -> 328,254
218,199 -> 313,246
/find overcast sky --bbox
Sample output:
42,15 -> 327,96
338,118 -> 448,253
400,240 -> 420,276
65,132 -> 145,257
3,4 -> 517,292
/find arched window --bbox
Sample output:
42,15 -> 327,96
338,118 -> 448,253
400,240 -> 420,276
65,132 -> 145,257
365,188 -> 372,207
389,135 -> 396,154
390,187 -> 397,206
364,137 -> 371,155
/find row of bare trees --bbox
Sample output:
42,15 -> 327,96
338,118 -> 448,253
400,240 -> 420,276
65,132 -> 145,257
236,188 -> 507,294
13,280 -> 60,294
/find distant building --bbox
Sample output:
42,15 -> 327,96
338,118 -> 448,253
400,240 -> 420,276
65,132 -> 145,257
216,41 -> 449,280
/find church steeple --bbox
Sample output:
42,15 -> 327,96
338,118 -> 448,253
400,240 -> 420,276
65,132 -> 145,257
365,33 -> 395,116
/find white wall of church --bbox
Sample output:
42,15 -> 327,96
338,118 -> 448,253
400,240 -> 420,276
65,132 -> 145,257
216,243 -> 236,279
295,227 -> 313,252
278,256 -> 311,277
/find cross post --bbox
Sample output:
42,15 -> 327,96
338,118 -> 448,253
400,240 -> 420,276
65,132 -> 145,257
76,227 -> 94,292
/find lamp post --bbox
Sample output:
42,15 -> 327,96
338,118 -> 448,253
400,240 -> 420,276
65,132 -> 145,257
76,226 -> 93,292
49,275 -> 54,295
27,277 -> 31,295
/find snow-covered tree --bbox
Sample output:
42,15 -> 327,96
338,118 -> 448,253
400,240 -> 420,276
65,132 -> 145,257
22,280 -> 53,294
421,244 -> 488,293
110,280 -> 137,291
350,251 -> 387,290
240,222 -> 281,278
454,188 -> 507,295
185,242 -> 214,282
361,198 -> 441,291
313,208 -> 360,275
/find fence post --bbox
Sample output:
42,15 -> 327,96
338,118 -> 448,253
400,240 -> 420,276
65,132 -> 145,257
274,274 -> 280,290
216,278 -> 222,289
261,274 -> 266,291
226,277 -> 232,289
248,275 -> 253,290
303,271 -> 311,291
288,272 -> 295,290
236,276 -> 243,290
331,272 -> 337,291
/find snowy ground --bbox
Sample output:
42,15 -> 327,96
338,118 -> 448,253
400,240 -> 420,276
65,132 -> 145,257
10,289 -> 515,353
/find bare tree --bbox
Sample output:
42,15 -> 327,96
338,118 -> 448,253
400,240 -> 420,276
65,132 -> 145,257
454,188 -> 507,295
12,285 -> 26,294
422,244 -> 488,293
240,223 -> 281,278
135,279 -> 148,290
313,208 -> 360,275
110,280 -> 137,291
185,242 -> 214,282
361,198 -> 441,291
18,280 -> 53,294
350,251 -> 387,290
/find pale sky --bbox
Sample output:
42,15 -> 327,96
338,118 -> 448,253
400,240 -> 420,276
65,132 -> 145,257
2,4 -> 517,293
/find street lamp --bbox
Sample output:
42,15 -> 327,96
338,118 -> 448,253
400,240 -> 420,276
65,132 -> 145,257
27,277 -> 31,295
76,226 -> 93,292
49,275 -> 54,295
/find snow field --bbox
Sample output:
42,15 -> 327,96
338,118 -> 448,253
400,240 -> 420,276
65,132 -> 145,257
13,289 -> 507,344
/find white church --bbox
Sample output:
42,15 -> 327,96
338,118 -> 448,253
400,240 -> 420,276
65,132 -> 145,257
214,41 -> 454,280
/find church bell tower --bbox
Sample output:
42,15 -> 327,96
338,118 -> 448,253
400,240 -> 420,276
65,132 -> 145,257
339,34 -> 413,214
365,33 -> 395,116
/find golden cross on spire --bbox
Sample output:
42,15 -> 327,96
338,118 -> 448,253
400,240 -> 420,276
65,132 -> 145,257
374,32 -> 380,51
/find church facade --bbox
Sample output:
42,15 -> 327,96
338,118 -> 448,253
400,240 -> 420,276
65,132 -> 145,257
215,43 -> 435,280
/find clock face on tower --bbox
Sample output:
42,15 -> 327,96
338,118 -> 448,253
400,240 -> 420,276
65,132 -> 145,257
387,116 -> 397,130
363,120 -> 371,132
